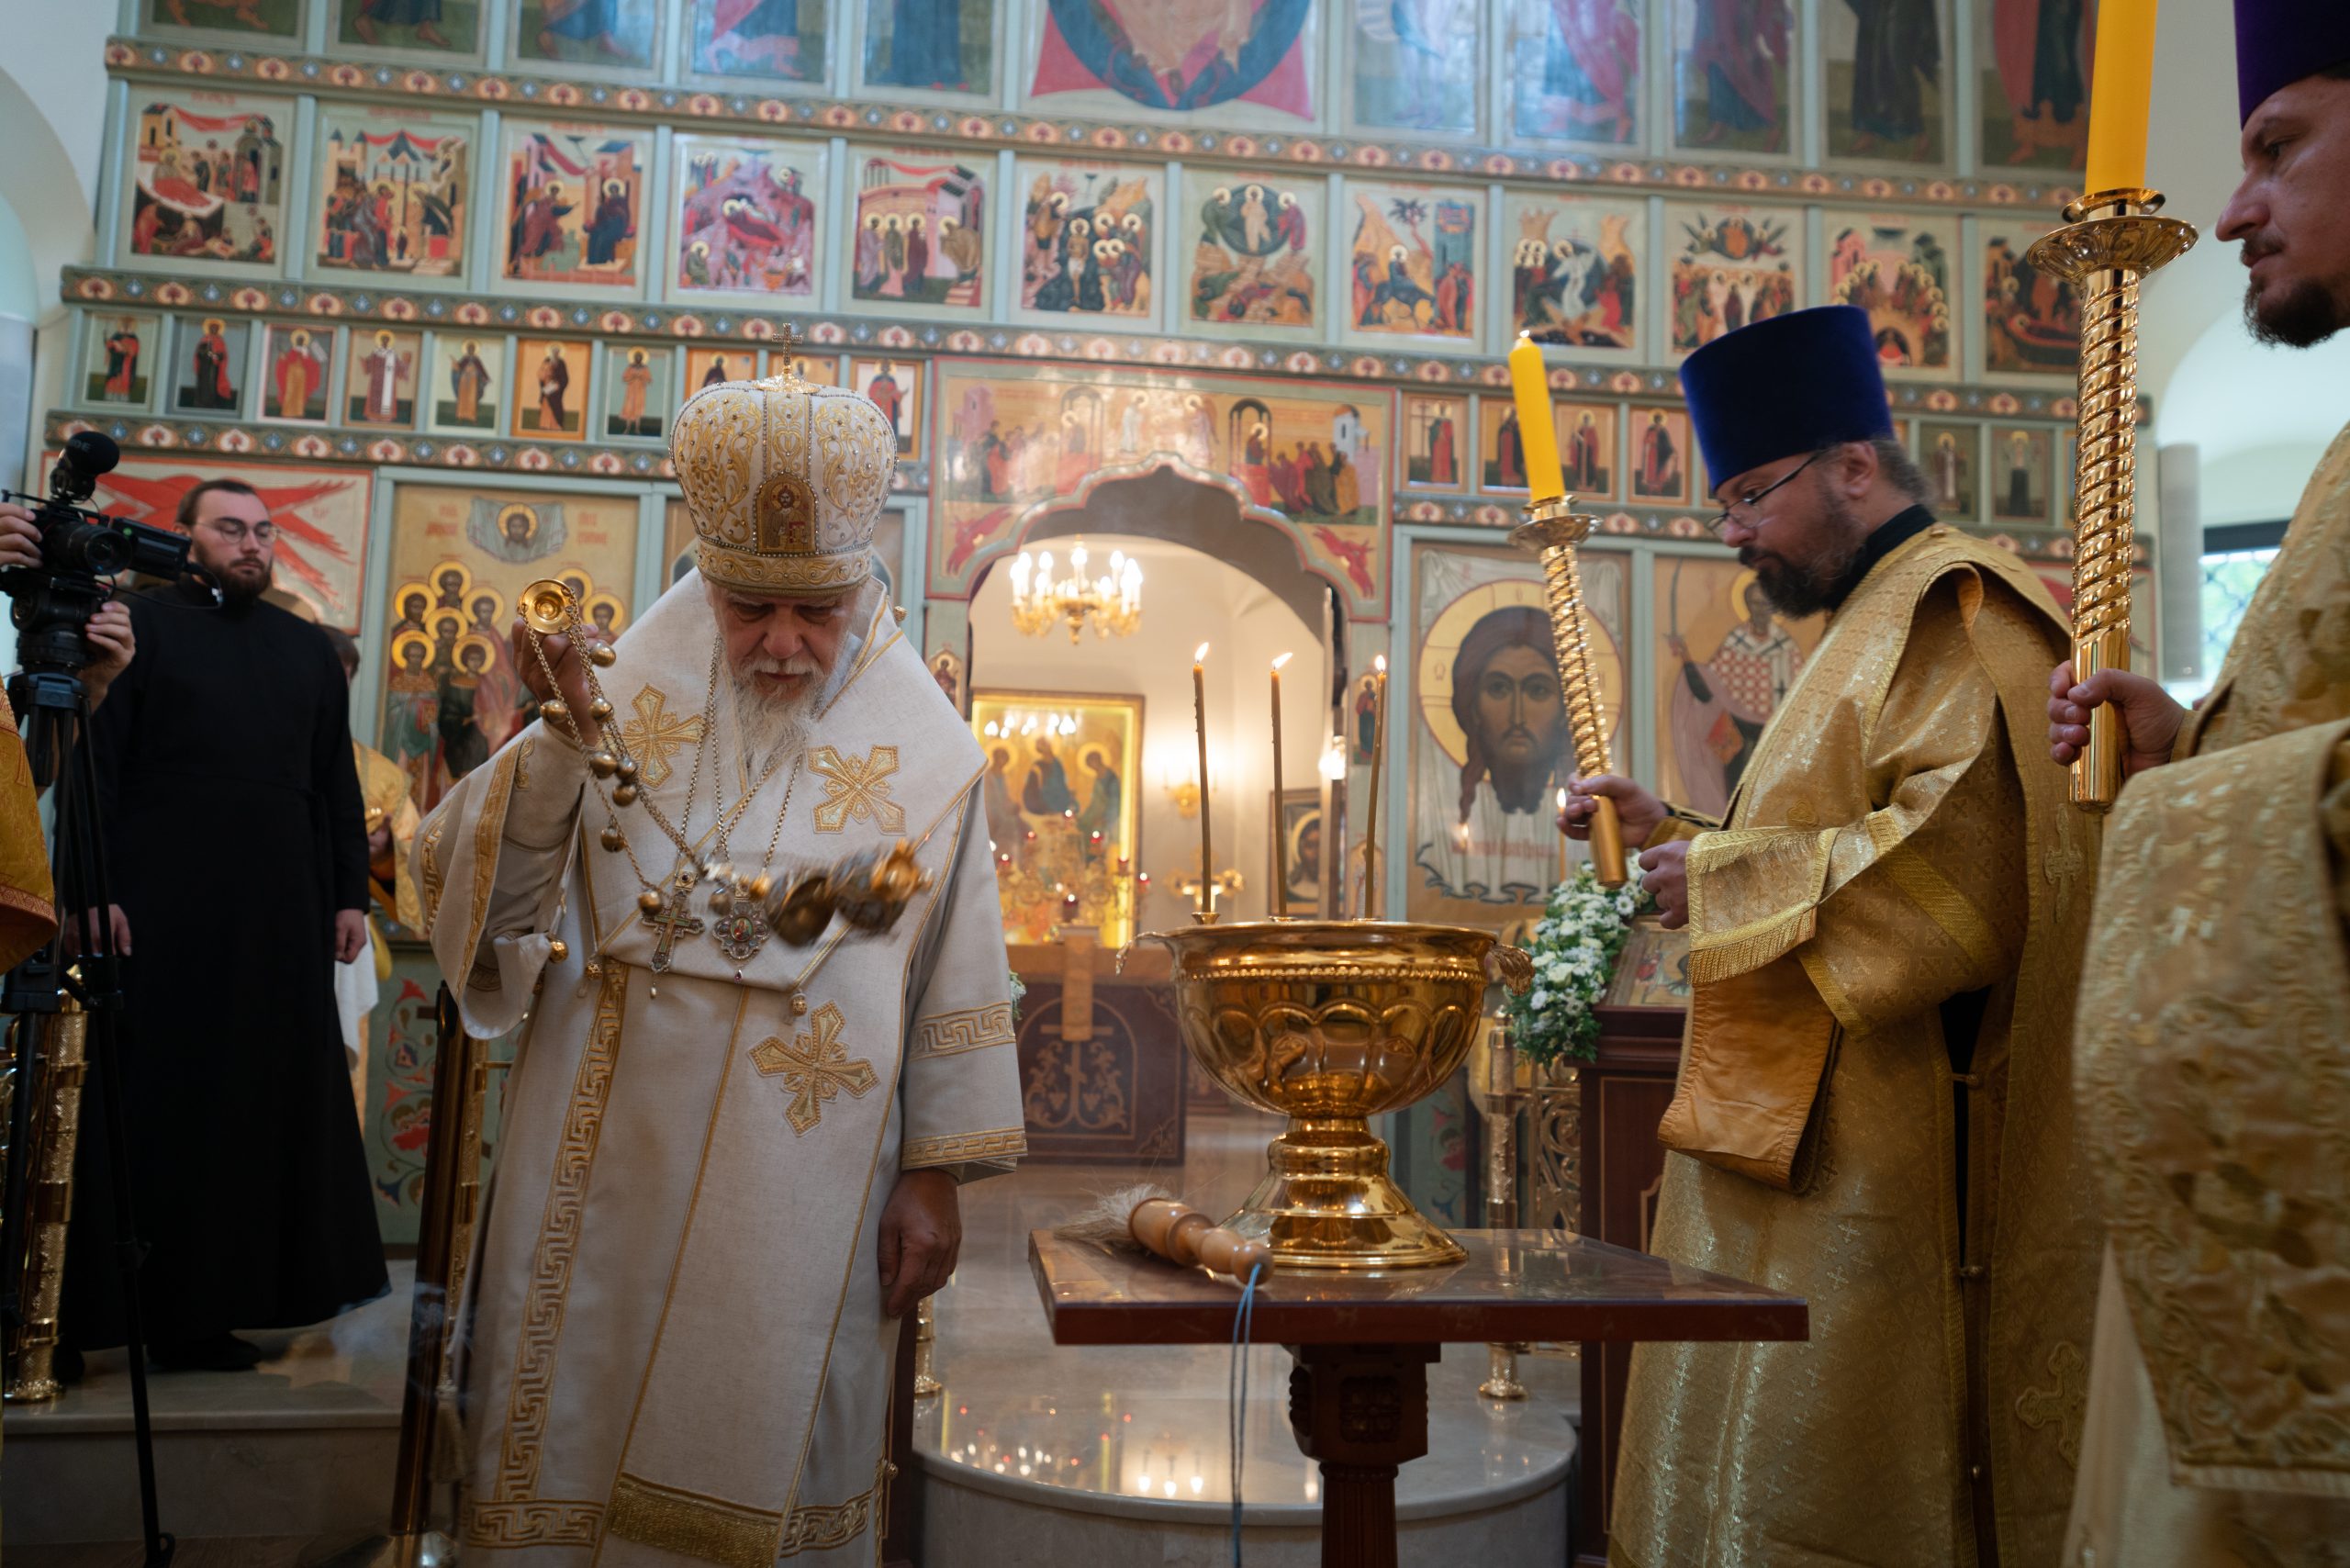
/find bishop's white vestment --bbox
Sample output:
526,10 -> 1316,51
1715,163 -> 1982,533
415,574 -> 1025,1565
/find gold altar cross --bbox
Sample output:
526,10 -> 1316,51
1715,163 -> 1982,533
810,745 -> 907,834
621,684 -> 706,790
752,1002 -> 877,1135
644,887 -> 705,974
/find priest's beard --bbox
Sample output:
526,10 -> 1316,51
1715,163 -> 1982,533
2244,274 -> 2346,349
1740,488 -> 1864,620
728,652 -> 822,780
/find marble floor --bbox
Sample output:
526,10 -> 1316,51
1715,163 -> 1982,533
5,1111 -> 1580,1557
915,1108 -> 1581,1529
2,1265 -> 412,1547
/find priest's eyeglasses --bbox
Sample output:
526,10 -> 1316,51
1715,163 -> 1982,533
1706,450 -> 1824,538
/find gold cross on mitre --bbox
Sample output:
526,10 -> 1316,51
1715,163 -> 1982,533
752,1002 -> 877,1135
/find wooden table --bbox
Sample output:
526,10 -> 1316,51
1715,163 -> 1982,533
1030,1227 -> 1806,1568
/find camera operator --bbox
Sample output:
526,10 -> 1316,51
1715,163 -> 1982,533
0,501 -> 137,716
0,502 -> 134,975
57,477 -> 387,1377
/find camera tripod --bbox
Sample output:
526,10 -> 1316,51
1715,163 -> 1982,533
0,666 -> 173,1565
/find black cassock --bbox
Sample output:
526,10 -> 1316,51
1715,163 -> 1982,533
63,580 -> 388,1349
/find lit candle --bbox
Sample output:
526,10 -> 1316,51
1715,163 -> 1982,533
1192,643 -> 1214,921
1507,333 -> 1566,503
1270,652 -> 1292,918
2083,0 -> 2159,196
1555,785 -> 1570,883
1359,655 -> 1388,919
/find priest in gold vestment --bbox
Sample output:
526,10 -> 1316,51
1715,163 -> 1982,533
1566,308 -> 2098,1567
417,369 -> 1026,1563
2051,17 -> 2350,1562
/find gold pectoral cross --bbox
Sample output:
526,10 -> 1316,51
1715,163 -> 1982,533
752,1002 -> 877,1135
644,886 -> 705,974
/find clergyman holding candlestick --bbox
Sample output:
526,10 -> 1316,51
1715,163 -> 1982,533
2052,15 -> 2350,1561
1586,307 -> 2101,1567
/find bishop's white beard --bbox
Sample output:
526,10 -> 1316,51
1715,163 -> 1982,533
728,653 -> 821,780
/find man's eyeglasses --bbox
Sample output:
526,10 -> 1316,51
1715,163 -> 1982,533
1706,450 -> 1823,539
199,519 -> 275,543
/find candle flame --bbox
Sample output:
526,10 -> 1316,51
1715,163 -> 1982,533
1556,786 -> 1567,809
1374,654 -> 1387,674
1270,651 -> 1292,671
1193,642 -> 1210,661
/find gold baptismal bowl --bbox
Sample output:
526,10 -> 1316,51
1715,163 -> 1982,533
1140,920 -> 1532,1271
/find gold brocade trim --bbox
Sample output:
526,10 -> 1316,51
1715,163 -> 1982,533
905,1126 -> 1027,1167
912,1002 -> 1016,1058
810,744 -> 907,834
420,814 -> 447,935
1874,842 -> 2002,978
462,1496 -> 600,1549
779,1461 -> 892,1557
1797,943 -> 1864,1038
1684,825 -> 1832,985
699,541 -> 872,593
606,1473 -> 780,1568
490,964 -> 629,1502
460,747 -> 520,978
515,734 -> 535,791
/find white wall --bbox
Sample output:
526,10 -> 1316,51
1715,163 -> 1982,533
2140,2 -> 2350,528
968,535 -> 1329,926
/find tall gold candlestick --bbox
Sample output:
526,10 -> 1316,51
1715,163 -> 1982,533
1270,652 -> 1292,918
2025,189 -> 2196,811
1357,655 -> 1387,918
1511,497 -> 1626,885
1192,643 -> 1217,923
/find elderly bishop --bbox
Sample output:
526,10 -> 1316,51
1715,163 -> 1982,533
415,369 -> 1025,1562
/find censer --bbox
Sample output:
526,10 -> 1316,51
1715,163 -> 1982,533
516,579 -> 930,948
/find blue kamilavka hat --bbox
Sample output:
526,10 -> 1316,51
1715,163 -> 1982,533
2235,0 -> 2350,123
1676,306 -> 1893,489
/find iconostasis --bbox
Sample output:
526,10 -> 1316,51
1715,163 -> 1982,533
52,0 -> 2146,1235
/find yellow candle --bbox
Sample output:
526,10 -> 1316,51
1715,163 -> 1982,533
1360,655 -> 1388,919
1270,652 -> 1292,918
1506,334 -> 1566,502
1193,643 -> 1213,918
2084,0 -> 2159,196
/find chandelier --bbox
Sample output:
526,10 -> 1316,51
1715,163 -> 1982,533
1007,540 -> 1144,644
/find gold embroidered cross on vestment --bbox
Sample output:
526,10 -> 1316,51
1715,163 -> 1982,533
620,684 -> 708,790
810,745 -> 907,834
2042,810 -> 2085,905
753,1002 -> 877,1134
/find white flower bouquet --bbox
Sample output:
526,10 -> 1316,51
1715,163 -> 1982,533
1505,865 -> 1651,1066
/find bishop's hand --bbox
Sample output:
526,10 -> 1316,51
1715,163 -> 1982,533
512,617 -> 604,749
2046,660 -> 2183,777
878,1168 -> 962,1319
1561,773 -> 1666,845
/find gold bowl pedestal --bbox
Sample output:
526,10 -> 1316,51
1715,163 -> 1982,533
1141,920 -> 1532,1271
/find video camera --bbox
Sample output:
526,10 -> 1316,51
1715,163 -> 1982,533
0,432 -> 194,679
